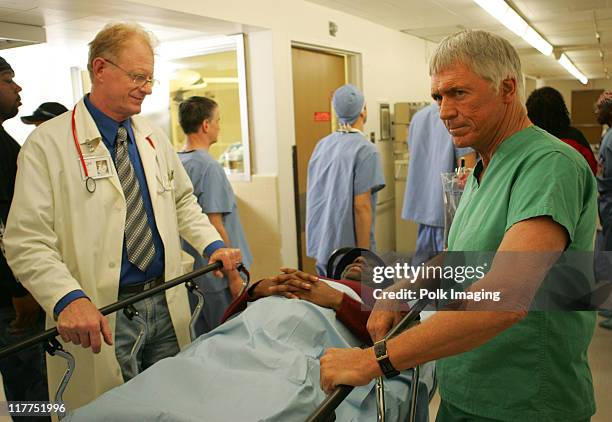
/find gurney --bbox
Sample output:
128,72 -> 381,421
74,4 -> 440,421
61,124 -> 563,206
60,248 -> 431,421
61,278 -> 428,421
0,253 -> 431,421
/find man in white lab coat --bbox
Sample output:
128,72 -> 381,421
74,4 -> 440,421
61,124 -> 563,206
4,22 -> 241,409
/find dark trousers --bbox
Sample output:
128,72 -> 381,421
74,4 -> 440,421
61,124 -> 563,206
0,306 -> 50,421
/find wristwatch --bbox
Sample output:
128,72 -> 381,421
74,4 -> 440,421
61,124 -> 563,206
373,339 -> 400,379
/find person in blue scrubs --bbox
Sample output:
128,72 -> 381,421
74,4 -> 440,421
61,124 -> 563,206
595,91 -> 612,328
306,84 -> 385,275
402,103 -> 475,265
178,96 -> 253,335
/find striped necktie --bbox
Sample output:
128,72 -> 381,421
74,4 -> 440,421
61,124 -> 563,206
114,125 -> 156,271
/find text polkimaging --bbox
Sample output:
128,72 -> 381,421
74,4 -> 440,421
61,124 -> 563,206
372,288 -> 501,302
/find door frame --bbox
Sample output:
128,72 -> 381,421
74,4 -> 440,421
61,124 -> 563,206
290,42 -> 362,270
291,41 -> 362,92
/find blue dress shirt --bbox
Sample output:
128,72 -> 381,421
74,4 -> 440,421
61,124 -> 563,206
55,97 -> 224,316
54,96 -> 164,315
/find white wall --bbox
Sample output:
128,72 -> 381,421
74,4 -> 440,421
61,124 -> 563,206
2,42 -> 86,143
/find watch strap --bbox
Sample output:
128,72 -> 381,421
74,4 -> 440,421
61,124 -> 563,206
373,339 -> 400,379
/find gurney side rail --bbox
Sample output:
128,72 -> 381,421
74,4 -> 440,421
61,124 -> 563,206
0,261 -> 224,360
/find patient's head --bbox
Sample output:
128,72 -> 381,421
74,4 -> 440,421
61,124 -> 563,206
341,257 -> 367,281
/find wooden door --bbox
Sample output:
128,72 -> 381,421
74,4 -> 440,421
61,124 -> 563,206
572,89 -> 604,144
291,47 -> 345,273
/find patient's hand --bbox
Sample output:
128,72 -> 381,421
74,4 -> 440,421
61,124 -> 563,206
286,274 -> 343,310
251,269 -> 318,299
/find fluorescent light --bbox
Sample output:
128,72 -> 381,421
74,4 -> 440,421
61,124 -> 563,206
475,0 -> 587,83
503,7 -> 528,37
473,0 -> 552,56
523,27 -> 553,56
558,54 -> 588,84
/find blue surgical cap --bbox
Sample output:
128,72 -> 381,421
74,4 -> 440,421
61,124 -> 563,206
332,84 -> 365,124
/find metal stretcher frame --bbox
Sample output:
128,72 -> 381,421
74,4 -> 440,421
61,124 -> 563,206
305,296 -> 431,422
0,261 -> 226,361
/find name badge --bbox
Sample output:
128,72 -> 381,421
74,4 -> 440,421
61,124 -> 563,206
79,155 -> 113,180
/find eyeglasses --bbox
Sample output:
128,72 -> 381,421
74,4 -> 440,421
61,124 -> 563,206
104,58 -> 159,88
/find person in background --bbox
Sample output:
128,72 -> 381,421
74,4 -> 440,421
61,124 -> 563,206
21,102 -> 68,127
526,86 -> 597,174
178,96 -> 253,335
402,103 -> 476,265
306,84 -> 385,275
0,55 -> 50,420
595,90 -> 612,329
320,30 -> 597,422
3,23 -> 241,409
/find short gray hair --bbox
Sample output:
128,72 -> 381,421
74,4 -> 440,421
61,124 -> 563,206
430,30 -> 525,103
87,22 -> 158,81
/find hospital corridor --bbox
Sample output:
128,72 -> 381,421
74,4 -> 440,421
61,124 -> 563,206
0,0 -> 611,421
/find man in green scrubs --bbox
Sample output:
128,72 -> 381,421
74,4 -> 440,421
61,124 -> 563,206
319,30 -> 597,421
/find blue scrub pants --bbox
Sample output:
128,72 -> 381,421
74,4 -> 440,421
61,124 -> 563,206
412,224 -> 445,266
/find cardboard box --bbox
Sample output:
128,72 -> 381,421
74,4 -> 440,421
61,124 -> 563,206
394,102 -> 412,124
393,123 -> 409,142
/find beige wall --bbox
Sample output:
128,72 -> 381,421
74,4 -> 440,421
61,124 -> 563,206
231,175 -> 282,280
524,76 -> 537,100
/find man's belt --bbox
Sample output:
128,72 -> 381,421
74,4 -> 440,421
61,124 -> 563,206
119,277 -> 165,295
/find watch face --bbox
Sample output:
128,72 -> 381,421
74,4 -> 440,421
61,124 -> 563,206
374,340 -> 387,359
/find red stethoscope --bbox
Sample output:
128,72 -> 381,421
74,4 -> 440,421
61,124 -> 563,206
71,105 -> 155,193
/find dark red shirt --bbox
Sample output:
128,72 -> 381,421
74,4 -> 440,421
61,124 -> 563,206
221,278 -> 373,344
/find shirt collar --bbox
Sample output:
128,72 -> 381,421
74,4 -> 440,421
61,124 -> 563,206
83,94 -> 135,146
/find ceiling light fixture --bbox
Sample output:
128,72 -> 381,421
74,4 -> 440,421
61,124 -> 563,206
557,53 -> 588,84
473,0 -> 552,55
474,0 -> 589,84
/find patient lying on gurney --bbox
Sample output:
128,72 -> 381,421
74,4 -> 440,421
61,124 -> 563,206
64,261 -> 430,422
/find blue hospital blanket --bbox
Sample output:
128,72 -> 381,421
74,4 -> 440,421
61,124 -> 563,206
65,288 -> 428,421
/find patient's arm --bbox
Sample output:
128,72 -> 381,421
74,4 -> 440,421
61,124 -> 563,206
331,279 -> 373,344
220,270 -> 319,321
220,270 -> 373,343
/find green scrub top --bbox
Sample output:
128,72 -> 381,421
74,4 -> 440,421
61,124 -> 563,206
439,126 -> 597,421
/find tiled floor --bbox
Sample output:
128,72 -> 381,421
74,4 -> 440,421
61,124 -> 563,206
427,316 -> 612,421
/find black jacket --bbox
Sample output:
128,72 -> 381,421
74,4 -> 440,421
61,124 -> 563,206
0,125 -> 27,308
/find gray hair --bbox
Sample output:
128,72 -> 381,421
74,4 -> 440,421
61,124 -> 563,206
429,30 -> 525,103
87,22 -> 158,81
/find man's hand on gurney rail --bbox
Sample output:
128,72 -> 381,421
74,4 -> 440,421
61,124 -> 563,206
208,247 -> 242,278
320,347 -> 380,393
57,298 -> 113,353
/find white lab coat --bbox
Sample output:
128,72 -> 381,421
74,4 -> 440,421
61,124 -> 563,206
3,98 -> 222,409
